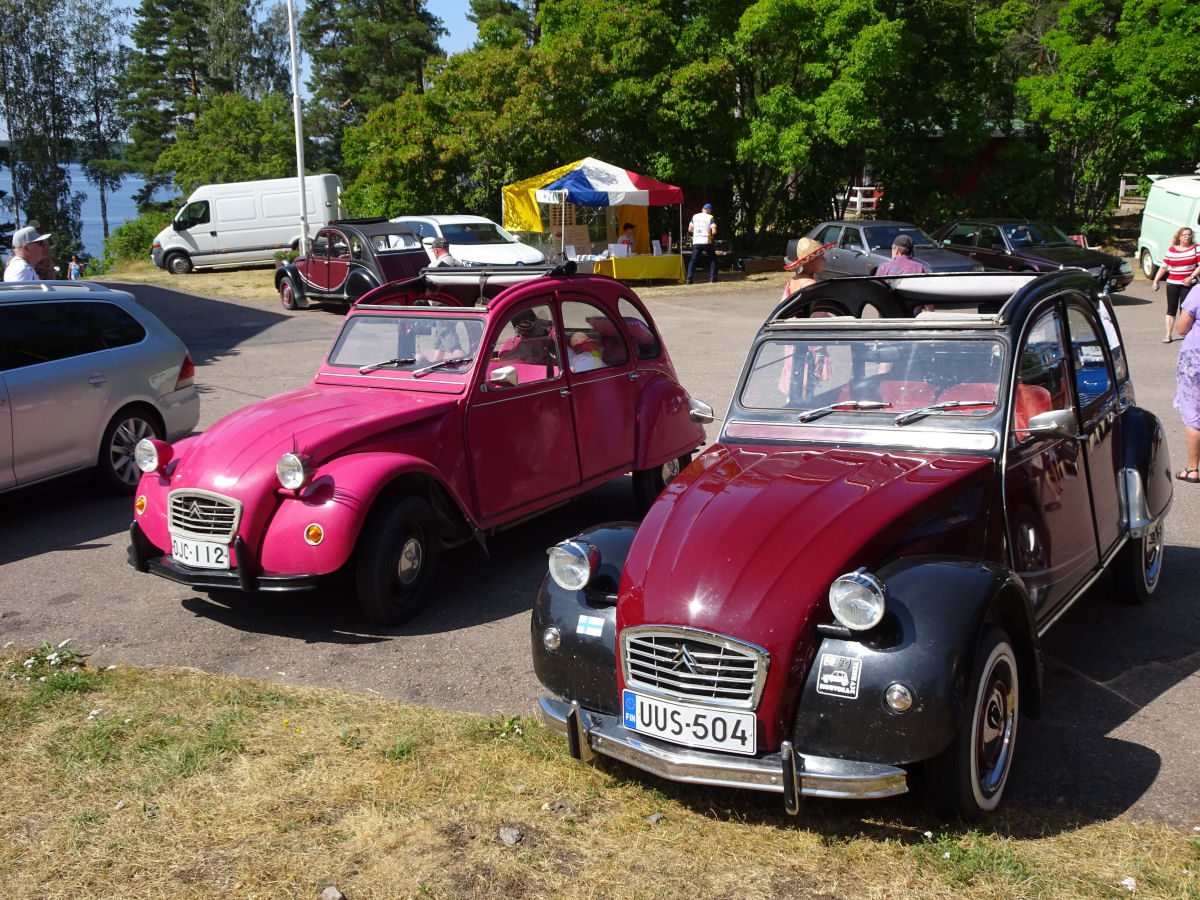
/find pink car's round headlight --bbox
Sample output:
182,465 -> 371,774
276,452 -> 311,491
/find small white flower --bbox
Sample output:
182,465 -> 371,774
70,666 -> 78,672
57,638 -> 71,649
23,658 -> 35,668
1122,877 -> 1136,891
124,719 -> 132,725
943,852 -> 950,859
87,708 -> 102,719
3,641 -> 13,649
39,676 -> 46,682
923,831 -> 933,839
47,653 -> 60,666
105,665 -> 116,671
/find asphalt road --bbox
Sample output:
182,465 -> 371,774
1,273 -> 1196,827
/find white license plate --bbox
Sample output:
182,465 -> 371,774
170,535 -> 230,570
622,690 -> 756,755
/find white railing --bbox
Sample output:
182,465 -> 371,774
1118,174 -> 1142,206
846,185 -> 880,216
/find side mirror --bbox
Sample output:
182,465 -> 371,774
689,397 -> 715,424
172,219 -> 185,232
488,366 -> 519,388
1026,408 -> 1077,440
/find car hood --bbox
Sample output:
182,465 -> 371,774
450,242 -> 546,265
172,385 -> 457,492
617,444 -> 992,644
1015,245 -> 1117,269
912,248 -> 984,272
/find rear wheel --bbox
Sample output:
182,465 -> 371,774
633,453 -> 692,512
98,406 -> 162,492
1114,519 -> 1164,604
355,496 -> 440,625
279,277 -> 300,310
926,628 -> 1019,819
165,252 -> 193,275
1140,248 -> 1156,279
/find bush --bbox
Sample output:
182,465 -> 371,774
96,211 -> 174,273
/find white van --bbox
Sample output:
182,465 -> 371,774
1136,174 -> 1200,277
151,174 -> 343,274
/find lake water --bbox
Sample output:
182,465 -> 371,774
3,162 -> 149,260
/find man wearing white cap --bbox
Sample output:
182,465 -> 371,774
5,225 -> 52,282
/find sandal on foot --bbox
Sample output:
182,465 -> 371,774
1176,468 -> 1200,483
1162,337 -> 1173,343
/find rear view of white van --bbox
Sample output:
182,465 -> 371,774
1136,175 -> 1200,278
151,174 -> 343,274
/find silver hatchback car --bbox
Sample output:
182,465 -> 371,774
0,282 -> 200,494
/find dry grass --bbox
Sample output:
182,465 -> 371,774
2,645 -> 1196,900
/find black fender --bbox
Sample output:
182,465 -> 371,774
790,556 -> 1040,766
1120,405 -> 1173,523
275,263 -> 308,301
346,269 -> 381,303
530,522 -> 638,717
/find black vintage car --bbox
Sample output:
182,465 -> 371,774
531,270 -> 1171,818
274,218 -> 430,310
932,218 -> 1134,292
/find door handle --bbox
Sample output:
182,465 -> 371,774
559,388 -> 571,397
628,371 -> 640,381
88,374 -> 106,386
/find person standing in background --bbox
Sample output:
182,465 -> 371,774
68,255 -> 84,280
1152,227 -> 1200,343
1173,285 -> 1200,482
4,225 -> 51,282
686,203 -> 718,284
874,234 -> 929,276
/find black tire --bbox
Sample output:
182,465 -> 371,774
165,252 -> 193,275
98,406 -> 163,493
355,496 -> 440,625
926,628 -> 1020,819
279,277 -> 300,311
633,452 -> 692,513
1140,248 -> 1156,279
1114,519 -> 1165,604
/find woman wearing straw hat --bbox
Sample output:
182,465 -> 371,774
781,237 -> 836,300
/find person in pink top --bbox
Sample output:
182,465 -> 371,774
1152,227 -> 1200,343
1173,285 -> 1200,482
874,233 -> 929,276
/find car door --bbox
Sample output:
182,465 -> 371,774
466,301 -> 581,523
0,301 -> 114,485
326,230 -> 352,298
809,224 -> 844,275
0,373 -> 13,491
559,298 -> 636,481
1004,303 -> 1100,620
1063,300 -> 1122,557
298,230 -> 332,293
828,225 -> 873,276
971,224 -> 1012,270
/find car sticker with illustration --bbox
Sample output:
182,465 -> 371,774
816,653 -> 862,699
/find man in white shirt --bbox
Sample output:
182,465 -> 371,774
686,203 -> 718,284
4,225 -> 52,282
428,236 -> 461,267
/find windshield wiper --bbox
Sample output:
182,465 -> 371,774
797,400 -> 891,422
358,357 -> 416,374
412,355 -> 475,378
894,399 -> 994,426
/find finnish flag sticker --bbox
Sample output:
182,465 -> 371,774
576,615 -> 605,637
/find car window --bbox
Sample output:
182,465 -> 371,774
312,232 -> 331,257
560,301 -> 629,373
945,223 -> 976,247
176,200 -> 209,229
1065,305 -> 1113,413
327,314 -> 484,372
618,298 -> 662,360
373,230 -> 421,251
349,235 -> 365,259
0,302 -> 88,370
840,227 -> 864,250
1013,309 -> 1069,440
76,302 -> 146,349
330,233 -> 350,260
403,221 -> 435,240
977,225 -> 1004,251
740,336 -> 1003,415
441,222 -> 516,245
488,303 -> 560,384
813,224 -> 842,245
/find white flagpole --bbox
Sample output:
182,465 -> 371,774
287,0 -> 310,257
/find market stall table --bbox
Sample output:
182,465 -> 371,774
592,253 -> 684,283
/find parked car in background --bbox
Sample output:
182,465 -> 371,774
130,263 -> 711,625
152,174 -> 343,275
532,269 -> 1170,819
806,220 -> 983,277
392,215 -> 547,266
0,282 -> 199,494
274,218 -> 429,310
933,218 -> 1134,292
1135,174 -> 1200,277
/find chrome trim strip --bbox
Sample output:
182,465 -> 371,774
539,697 -> 907,803
723,421 -> 997,452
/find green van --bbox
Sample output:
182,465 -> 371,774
1137,174 -> 1200,277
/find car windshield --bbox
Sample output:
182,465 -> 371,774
739,336 -> 1005,419
368,229 -> 423,252
328,314 -> 486,374
1001,223 -> 1073,248
440,222 -> 518,245
863,226 -> 938,252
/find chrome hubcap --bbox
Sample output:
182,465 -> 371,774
976,659 -> 1016,797
1142,523 -> 1163,589
396,535 -> 424,587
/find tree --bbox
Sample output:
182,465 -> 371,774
156,93 -> 298,192
467,0 -> 538,49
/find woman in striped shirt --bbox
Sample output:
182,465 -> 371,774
1152,227 -> 1200,343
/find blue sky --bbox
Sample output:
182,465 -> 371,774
436,0 -> 478,56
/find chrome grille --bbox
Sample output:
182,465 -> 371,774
167,490 -> 242,541
621,626 -> 768,709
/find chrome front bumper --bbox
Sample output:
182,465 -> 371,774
538,696 -> 907,813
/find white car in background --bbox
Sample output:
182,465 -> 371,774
391,214 -> 546,266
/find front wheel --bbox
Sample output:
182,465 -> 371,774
279,277 -> 301,311
926,628 -> 1020,819
1140,248 -> 1156,279
98,407 -> 163,492
632,453 -> 692,512
355,496 -> 440,625
165,252 -> 193,275
1114,519 -> 1165,604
